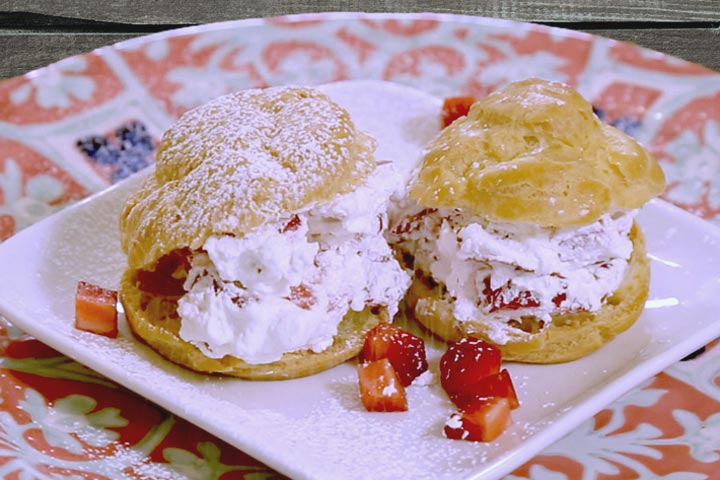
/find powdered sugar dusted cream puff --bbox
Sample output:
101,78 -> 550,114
119,85 -> 415,379
390,78 -> 666,363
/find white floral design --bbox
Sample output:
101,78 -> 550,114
0,158 -> 67,235
665,345 -> 720,400
511,381 -> 720,479
662,120 -> 720,213
263,48 -> 340,85
123,37 -> 169,61
0,316 -> 27,340
0,388 -> 180,479
633,45 -> 689,68
545,419 -> 664,479
475,52 -> 569,88
508,385 -> 666,479
387,53 -> 470,98
164,442 -> 222,480
0,384 -> 270,479
167,66 -> 263,110
184,29 -> 243,53
163,441 -> 273,480
10,56 -> 95,109
665,410 -> 720,463
19,390 -> 127,454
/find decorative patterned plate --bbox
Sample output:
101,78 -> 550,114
0,12 -> 719,479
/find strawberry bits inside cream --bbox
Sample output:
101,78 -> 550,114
177,164 -> 410,364
389,205 -> 636,344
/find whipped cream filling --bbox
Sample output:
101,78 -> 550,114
390,206 -> 635,344
177,164 -> 410,364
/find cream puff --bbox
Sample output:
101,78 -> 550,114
119,86 -> 410,379
390,78 -> 666,363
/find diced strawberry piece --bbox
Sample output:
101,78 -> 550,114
498,291 -> 540,311
75,281 -> 118,338
136,248 -> 190,296
288,284 -> 315,310
441,96 -> 476,127
282,214 -> 302,233
440,337 -> 502,402
482,277 -> 540,312
391,208 -> 438,236
360,322 -> 428,386
452,369 -> 520,410
443,397 -> 511,442
358,359 -> 408,412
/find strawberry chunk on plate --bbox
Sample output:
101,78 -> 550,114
360,322 -> 428,386
443,397 -> 511,442
452,369 -> 520,410
358,358 -> 408,412
439,336 -> 502,402
441,96 -> 476,127
75,281 -> 118,338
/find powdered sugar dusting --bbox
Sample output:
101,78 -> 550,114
191,366 -> 505,480
176,163 -> 410,364
411,369 -> 436,386
121,86 -> 376,269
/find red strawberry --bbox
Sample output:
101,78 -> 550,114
452,369 -> 520,410
358,359 -> 408,412
288,284 -> 315,310
441,96 -> 476,127
439,337 -> 501,403
282,214 -> 302,233
136,248 -> 190,296
443,397 -> 511,442
75,281 -> 118,338
482,277 -> 540,312
360,322 -> 428,386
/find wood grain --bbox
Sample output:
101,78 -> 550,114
0,33 -> 130,78
592,28 -> 720,72
1,0 -> 719,23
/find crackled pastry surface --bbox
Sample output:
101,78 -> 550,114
410,78 -> 666,227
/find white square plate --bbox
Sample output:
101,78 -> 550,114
1,83 -> 720,480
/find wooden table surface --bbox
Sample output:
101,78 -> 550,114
0,0 -> 719,79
